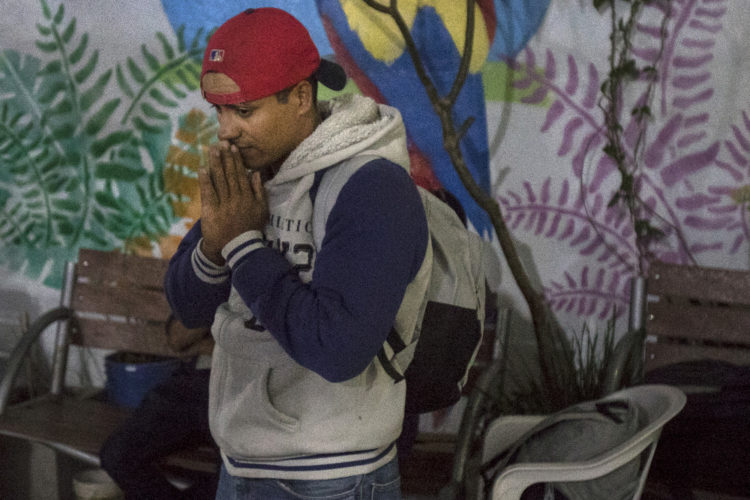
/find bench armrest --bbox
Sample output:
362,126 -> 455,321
0,307 -> 73,413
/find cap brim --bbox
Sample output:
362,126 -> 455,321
316,58 -> 347,91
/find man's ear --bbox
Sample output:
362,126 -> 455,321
294,80 -> 315,114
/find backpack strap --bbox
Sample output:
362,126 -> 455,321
311,154 -> 413,380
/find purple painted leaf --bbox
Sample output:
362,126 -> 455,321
644,114 -> 684,168
559,117 -> 584,156
545,212 -> 562,237
675,193 -> 721,210
732,124 -> 750,152
587,154 -> 616,193
672,72 -> 711,90
541,100 -> 565,132
714,159 -> 743,181
683,215 -> 733,230
583,63 -> 599,109
565,54 -> 578,96
673,88 -> 714,109
673,53 -> 714,69
535,211 -> 548,235
660,141 -> 719,186
677,131 -> 707,149
545,49 -> 556,80
521,85 -> 550,105
541,178 -> 551,203
688,19 -> 722,34
724,140 -> 748,166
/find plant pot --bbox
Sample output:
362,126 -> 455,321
104,352 -> 181,408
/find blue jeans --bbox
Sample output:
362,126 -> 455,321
215,457 -> 401,499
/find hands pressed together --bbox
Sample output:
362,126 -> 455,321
198,141 -> 268,265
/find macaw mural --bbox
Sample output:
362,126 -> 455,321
1,0 -> 748,338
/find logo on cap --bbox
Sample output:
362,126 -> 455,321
209,49 -> 225,62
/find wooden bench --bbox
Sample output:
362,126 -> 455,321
0,248 -> 218,479
643,260 -> 750,498
645,260 -> 750,373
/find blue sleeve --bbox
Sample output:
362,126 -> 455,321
230,160 -> 428,382
164,220 -> 232,328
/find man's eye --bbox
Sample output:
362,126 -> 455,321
236,108 -> 253,117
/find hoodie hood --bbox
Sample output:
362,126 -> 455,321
267,94 -> 410,186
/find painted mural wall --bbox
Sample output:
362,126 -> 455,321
1,0 -> 748,358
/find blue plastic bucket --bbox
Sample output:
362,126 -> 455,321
104,352 -> 181,408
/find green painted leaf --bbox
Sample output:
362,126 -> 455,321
52,198 -> 80,212
40,59 -> 62,74
80,69 -> 112,111
116,64 -> 135,98
51,122 -> 76,140
74,50 -> 99,84
90,130 -> 132,157
46,97 -> 73,116
127,57 -> 146,84
133,116 -> 162,135
53,4 -> 65,24
68,32 -> 88,65
84,98 -> 120,136
36,23 -> 52,36
95,162 -> 145,181
156,31 -> 175,60
94,190 -> 120,209
140,102 -> 169,121
164,80 -> 187,99
149,87 -> 178,107
61,18 -> 76,44
141,45 -> 160,72
35,40 -> 58,53
56,219 -> 75,235
37,80 -> 67,105
41,0 -> 51,20
174,26 -> 186,53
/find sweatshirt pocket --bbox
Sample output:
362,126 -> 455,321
210,346 -> 300,458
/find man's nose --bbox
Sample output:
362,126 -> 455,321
217,114 -> 240,142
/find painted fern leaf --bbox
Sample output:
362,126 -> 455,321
116,25 -> 206,135
545,264 -> 631,321
499,177 -> 639,271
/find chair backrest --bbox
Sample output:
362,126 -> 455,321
46,248 -> 189,394
482,384 -> 686,500
646,261 -> 750,372
67,248 -> 174,354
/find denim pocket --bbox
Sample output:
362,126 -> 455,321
367,475 -> 401,500
275,475 -> 359,499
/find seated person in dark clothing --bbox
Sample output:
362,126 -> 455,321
99,315 -> 218,500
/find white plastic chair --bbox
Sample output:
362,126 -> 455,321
481,384 -> 686,500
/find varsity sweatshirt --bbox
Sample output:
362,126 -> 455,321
165,94 -> 431,480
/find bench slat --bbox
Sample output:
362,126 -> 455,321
77,249 -> 169,289
645,342 -> 750,372
70,318 -> 178,356
648,261 -> 750,306
648,300 -> 750,347
71,282 -> 170,323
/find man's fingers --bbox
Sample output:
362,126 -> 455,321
230,145 -> 252,195
251,171 -> 265,204
209,146 -> 229,200
198,168 -> 216,206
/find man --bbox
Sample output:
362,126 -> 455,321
99,316 -> 218,499
164,7 -> 431,499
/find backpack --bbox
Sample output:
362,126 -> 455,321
480,398 -> 644,500
314,155 -> 487,414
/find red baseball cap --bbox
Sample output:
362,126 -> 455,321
201,8 -> 347,105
